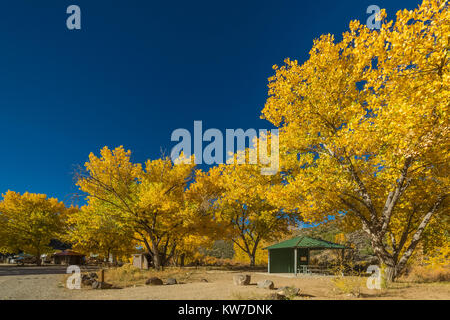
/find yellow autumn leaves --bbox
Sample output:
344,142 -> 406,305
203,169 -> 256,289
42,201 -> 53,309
261,0 -> 449,278
0,191 -> 73,263
70,144 -> 293,267
0,1 -> 447,273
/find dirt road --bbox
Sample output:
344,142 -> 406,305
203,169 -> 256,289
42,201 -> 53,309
0,265 -> 98,300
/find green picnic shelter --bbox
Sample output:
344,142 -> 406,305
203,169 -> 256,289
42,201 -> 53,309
264,236 -> 349,274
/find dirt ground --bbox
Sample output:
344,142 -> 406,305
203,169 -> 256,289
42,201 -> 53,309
0,265 -> 449,300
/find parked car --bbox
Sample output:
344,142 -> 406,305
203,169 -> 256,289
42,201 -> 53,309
14,254 -> 38,265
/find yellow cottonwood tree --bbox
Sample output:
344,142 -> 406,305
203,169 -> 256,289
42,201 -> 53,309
173,234 -> 215,266
0,191 -> 69,264
66,200 -> 135,262
193,149 -> 294,266
262,0 -> 449,280
233,238 -> 269,266
76,146 -> 214,269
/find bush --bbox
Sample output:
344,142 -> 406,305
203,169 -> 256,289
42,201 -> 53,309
102,264 -> 215,287
331,276 -> 365,297
402,265 -> 450,283
105,264 -> 147,285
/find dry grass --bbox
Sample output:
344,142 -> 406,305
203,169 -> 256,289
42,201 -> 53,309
331,276 -> 366,297
401,265 -> 450,283
100,266 -> 450,299
102,264 -> 211,288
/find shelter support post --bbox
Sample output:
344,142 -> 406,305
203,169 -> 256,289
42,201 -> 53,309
294,248 -> 297,276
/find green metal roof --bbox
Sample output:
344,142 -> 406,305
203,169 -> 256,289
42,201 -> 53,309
264,236 -> 348,250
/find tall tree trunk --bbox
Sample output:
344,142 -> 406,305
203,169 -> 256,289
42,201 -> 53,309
249,255 -> 256,267
180,253 -> 185,267
35,247 -> 41,266
384,265 -> 398,282
366,230 -> 399,282
151,240 -> 162,271
249,238 -> 260,268
140,236 -> 155,269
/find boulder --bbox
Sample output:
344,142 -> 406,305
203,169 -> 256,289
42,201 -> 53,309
91,281 -> 100,289
257,280 -> 274,290
81,273 -> 100,286
166,278 -> 177,285
82,276 -> 94,286
146,277 -> 163,286
233,274 -> 251,286
277,286 -> 299,297
91,281 -> 113,289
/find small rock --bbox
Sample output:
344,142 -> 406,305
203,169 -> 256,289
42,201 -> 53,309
233,274 -> 251,286
146,277 -> 163,286
277,286 -> 299,297
268,293 -> 288,300
91,281 -> 100,289
200,278 -> 208,283
91,281 -> 113,289
257,280 -> 274,290
166,278 -> 177,285
81,273 -> 98,286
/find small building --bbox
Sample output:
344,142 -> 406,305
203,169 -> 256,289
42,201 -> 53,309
52,250 -> 85,265
132,253 -> 150,269
264,236 -> 349,274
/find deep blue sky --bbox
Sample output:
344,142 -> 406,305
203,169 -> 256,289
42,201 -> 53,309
0,0 -> 422,205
